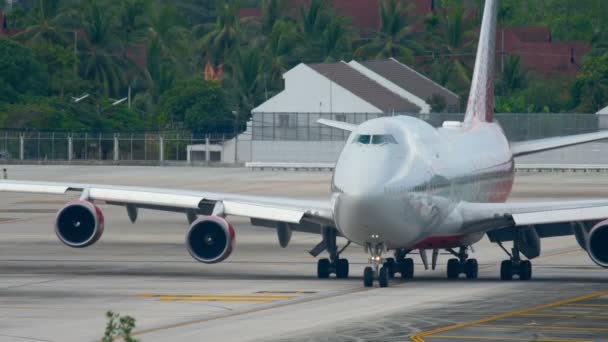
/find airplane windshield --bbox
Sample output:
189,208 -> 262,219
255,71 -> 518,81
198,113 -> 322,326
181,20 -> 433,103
371,135 -> 397,145
356,135 -> 371,144
354,135 -> 397,145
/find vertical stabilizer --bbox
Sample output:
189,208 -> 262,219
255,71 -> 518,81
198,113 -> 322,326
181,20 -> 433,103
463,0 -> 499,126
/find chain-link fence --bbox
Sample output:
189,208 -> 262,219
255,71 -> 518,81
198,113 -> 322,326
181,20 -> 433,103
252,112 -> 599,142
0,113 -> 601,163
0,131 -> 229,162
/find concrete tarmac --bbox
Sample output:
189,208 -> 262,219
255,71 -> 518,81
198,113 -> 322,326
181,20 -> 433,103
0,166 -> 607,342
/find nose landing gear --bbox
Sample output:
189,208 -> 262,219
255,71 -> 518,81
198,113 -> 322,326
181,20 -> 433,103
363,243 -> 391,287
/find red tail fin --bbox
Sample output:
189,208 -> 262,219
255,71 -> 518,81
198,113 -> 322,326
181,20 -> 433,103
463,0 -> 498,126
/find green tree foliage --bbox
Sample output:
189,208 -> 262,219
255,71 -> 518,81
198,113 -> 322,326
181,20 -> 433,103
1,0 -> 607,133
355,0 -> 419,63
102,311 -> 139,342
157,78 -> 232,132
0,39 -> 48,103
571,53 -> 608,113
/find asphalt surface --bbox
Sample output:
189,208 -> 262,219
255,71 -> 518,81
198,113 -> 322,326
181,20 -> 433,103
0,166 -> 607,342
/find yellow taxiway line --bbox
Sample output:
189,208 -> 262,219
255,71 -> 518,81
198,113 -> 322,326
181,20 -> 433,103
137,294 -> 297,303
424,335 -> 592,342
410,291 -> 608,342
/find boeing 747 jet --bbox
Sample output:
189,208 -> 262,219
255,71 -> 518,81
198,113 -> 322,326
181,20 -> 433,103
2,0 -> 608,287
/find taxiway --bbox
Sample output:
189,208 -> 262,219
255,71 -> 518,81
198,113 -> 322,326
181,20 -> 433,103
0,166 -> 606,342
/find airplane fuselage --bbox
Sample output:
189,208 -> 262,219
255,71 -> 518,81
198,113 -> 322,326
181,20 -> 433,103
331,116 -> 514,249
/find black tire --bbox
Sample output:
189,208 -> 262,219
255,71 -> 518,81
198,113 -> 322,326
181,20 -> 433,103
401,258 -> 415,279
500,260 -> 513,280
378,266 -> 390,288
519,260 -> 532,281
384,258 -> 396,278
447,258 -> 460,279
363,266 -> 374,287
317,258 -> 330,279
336,259 -> 349,279
465,259 -> 479,279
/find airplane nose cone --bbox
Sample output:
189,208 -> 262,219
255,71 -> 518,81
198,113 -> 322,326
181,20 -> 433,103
333,191 -> 422,248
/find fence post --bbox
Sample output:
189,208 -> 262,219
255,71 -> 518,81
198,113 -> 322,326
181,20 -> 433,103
205,135 -> 210,163
19,134 -> 24,161
113,134 -> 119,161
159,134 -> 164,162
68,134 -> 73,161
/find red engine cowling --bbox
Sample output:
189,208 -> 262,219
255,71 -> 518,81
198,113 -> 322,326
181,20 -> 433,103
55,200 -> 105,248
587,220 -> 608,268
186,216 -> 235,264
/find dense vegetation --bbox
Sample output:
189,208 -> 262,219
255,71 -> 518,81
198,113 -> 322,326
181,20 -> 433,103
0,0 -> 607,132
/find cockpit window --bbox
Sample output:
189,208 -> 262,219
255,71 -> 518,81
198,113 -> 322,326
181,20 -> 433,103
371,135 -> 397,145
355,135 -> 371,144
354,134 -> 397,145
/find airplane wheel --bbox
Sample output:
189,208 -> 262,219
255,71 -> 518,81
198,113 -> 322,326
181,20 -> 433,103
378,266 -> 390,288
317,258 -> 330,279
401,258 -> 414,279
500,260 -> 513,280
465,259 -> 478,279
519,260 -> 532,281
336,259 -> 349,279
384,258 -> 396,278
447,258 -> 460,279
363,266 -> 374,287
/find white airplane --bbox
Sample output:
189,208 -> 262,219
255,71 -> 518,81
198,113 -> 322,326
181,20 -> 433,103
2,0 -> 608,288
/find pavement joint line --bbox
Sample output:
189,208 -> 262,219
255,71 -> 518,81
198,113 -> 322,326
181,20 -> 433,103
423,335 -> 593,342
478,323 -> 608,331
130,286 -> 372,338
520,313 -> 608,319
562,303 -> 608,307
409,290 -> 608,342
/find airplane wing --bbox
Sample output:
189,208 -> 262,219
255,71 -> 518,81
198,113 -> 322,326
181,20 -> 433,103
459,199 -> 608,232
511,130 -> 608,157
0,180 -> 334,228
317,119 -> 357,132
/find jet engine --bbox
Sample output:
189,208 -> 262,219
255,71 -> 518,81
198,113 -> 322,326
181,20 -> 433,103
186,216 -> 235,264
587,220 -> 608,267
55,200 -> 105,248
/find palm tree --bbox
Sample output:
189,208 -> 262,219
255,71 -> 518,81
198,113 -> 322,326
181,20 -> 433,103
498,55 -> 527,95
229,47 -> 265,114
200,0 -> 242,67
429,4 -> 477,90
264,20 -> 299,90
13,0 -> 76,45
117,0 -> 149,48
78,0 -> 133,97
320,16 -> 353,62
354,0 -> 421,63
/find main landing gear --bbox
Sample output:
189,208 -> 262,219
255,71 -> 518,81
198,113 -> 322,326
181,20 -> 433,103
446,246 -> 478,279
498,241 -> 532,281
383,249 -> 415,280
315,227 -> 350,279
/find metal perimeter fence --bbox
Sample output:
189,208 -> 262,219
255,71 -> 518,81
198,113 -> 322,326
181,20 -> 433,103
251,112 -> 599,142
0,113 -> 600,162
0,131 -> 231,162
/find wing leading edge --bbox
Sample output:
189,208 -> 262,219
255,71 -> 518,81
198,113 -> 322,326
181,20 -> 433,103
0,180 -> 333,225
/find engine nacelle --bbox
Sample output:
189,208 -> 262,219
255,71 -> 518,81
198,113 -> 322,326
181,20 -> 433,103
186,216 -> 235,264
587,220 -> 608,268
55,200 -> 105,248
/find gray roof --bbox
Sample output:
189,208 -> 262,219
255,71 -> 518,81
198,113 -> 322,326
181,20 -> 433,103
308,62 -> 420,113
361,58 -> 460,107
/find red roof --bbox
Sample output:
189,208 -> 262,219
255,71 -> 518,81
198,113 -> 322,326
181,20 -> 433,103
497,27 -> 591,76
240,0 -> 435,31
